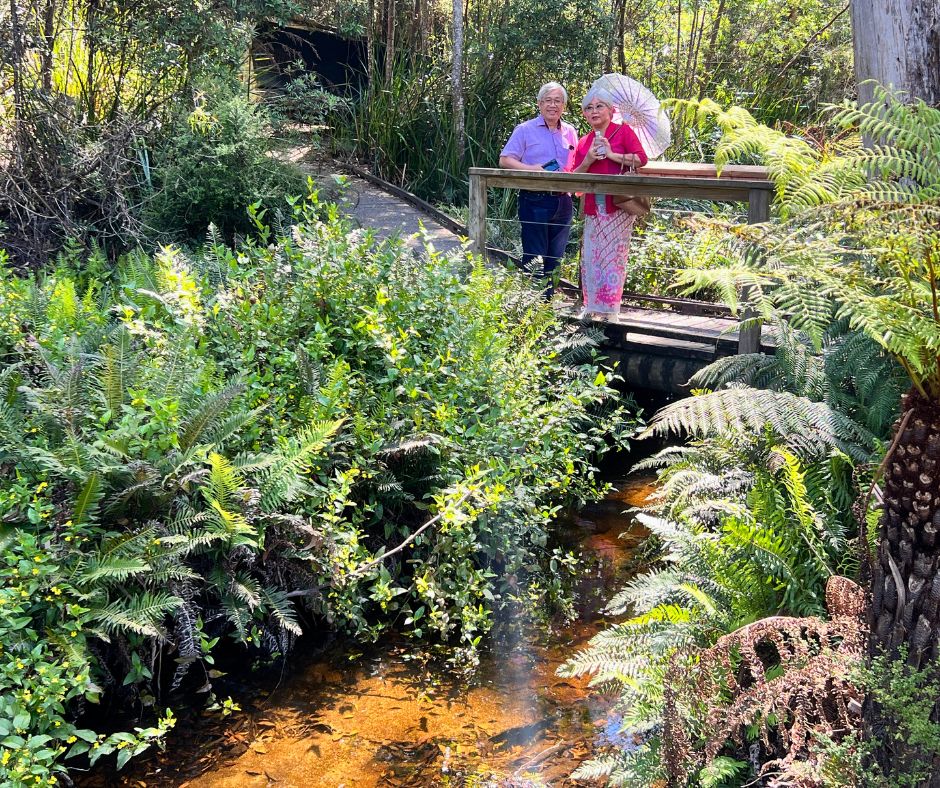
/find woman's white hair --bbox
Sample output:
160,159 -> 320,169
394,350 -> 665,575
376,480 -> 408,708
581,87 -> 616,110
537,82 -> 568,104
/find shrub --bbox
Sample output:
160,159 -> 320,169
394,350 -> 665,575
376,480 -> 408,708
0,199 -> 635,783
268,68 -> 352,129
144,94 -> 305,241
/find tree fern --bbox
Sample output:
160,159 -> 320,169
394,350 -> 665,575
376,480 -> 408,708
643,387 -> 876,461
671,90 -> 940,398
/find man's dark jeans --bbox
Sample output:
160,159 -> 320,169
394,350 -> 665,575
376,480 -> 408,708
518,191 -> 573,296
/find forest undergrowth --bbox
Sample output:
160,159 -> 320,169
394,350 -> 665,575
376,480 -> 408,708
0,197 -> 637,784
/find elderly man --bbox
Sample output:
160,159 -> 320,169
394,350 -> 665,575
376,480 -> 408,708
499,82 -> 578,296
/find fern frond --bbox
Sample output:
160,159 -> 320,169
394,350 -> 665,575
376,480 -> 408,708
73,473 -> 103,526
255,419 -> 343,510
97,328 -> 135,417
261,587 -> 303,636
642,387 -> 876,461
204,453 -> 242,512
178,382 -> 246,452
91,591 -> 182,638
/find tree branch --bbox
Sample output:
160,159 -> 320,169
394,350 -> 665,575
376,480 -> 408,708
284,489 -> 475,599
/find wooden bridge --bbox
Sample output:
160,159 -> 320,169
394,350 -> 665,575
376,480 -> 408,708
467,163 -> 776,393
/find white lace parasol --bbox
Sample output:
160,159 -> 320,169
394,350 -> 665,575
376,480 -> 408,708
591,73 -> 671,159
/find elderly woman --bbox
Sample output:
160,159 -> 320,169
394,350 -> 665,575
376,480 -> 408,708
572,87 -> 648,317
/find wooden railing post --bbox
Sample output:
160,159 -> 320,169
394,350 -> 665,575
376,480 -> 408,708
747,187 -> 770,225
468,172 -> 487,255
737,188 -> 771,354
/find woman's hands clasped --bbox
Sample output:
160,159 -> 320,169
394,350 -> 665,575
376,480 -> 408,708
587,135 -> 609,162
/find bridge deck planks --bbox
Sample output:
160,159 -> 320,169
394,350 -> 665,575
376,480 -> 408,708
561,301 -> 773,358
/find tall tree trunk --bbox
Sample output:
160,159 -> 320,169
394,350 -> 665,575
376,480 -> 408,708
366,0 -> 376,78
414,0 -> 424,56
451,0 -> 465,161
8,0 -> 29,160
851,0 -> 940,105
384,0 -> 396,84
85,0 -> 98,123
40,0 -> 57,92
617,0 -> 628,74
698,0 -> 726,99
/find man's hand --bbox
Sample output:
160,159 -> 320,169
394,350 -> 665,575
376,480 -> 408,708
498,155 -> 545,172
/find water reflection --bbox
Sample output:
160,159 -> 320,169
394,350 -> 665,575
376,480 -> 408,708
88,474 -> 655,787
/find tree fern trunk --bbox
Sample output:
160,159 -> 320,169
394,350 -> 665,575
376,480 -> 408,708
871,391 -> 940,665
869,390 -> 940,779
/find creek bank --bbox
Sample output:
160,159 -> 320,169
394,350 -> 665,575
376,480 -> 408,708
78,473 -> 655,787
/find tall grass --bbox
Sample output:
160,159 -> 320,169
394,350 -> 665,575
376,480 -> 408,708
335,54 -> 535,204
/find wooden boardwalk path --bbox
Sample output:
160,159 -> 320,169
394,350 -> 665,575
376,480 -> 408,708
281,145 -> 465,254
558,288 -> 774,392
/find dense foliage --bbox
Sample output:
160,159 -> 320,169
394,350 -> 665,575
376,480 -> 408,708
564,90 -> 940,785
144,94 -> 304,240
0,200 -> 636,784
0,0 -> 300,261
316,0 -> 852,201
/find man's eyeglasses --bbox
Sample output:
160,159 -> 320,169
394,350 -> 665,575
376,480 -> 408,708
583,104 -> 609,113
539,98 -> 565,105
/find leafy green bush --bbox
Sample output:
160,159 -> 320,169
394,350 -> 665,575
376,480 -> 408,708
0,198 -> 635,784
144,94 -> 305,241
817,648 -> 940,787
268,68 -> 352,128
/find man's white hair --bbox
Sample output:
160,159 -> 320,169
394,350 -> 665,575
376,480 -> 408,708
537,82 -> 568,104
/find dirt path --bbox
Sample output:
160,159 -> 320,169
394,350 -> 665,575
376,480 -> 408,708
281,143 -> 466,256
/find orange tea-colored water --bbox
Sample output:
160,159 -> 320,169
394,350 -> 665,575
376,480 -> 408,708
84,475 -> 655,787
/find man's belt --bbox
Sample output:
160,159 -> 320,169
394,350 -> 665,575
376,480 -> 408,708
522,190 -> 569,198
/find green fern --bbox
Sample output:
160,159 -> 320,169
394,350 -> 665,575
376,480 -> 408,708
72,473 -> 103,526
671,89 -> 940,398
178,382 -> 245,453
97,328 -> 135,419
642,387 -> 876,461
245,419 -> 343,510
91,592 -> 182,639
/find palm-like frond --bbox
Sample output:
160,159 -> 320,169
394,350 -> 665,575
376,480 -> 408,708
671,90 -> 940,397
90,591 -> 182,639
642,387 -> 876,461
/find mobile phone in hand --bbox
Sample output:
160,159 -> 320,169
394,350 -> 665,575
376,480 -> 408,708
542,159 -> 561,171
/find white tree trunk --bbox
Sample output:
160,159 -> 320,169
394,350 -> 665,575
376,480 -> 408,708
384,0 -> 396,84
452,0 -> 465,160
852,0 -> 940,104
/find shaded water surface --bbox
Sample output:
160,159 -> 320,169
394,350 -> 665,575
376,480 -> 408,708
86,475 -> 654,787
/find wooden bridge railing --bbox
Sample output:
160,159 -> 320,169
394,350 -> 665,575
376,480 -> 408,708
468,163 -> 774,354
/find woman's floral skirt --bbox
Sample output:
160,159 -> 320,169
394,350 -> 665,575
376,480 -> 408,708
580,208 -> 635,314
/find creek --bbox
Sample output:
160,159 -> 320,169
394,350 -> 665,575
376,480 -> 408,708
80,472 -> 656,787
